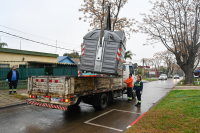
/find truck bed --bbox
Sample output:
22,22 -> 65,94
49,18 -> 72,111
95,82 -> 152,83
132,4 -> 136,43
27,76 -> 124,110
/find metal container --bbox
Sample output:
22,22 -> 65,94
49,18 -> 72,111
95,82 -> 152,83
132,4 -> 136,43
80,29 -> 126,76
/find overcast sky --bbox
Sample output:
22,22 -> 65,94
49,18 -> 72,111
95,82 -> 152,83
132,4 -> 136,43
0,0 -> 167,65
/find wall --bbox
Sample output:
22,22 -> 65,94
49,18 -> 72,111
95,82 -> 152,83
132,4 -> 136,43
0,52 -> 57,67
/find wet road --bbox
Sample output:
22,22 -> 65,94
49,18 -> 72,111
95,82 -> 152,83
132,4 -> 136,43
0,78 -> 181,133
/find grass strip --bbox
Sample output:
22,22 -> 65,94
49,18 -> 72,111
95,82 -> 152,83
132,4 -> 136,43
142,78 -> 158,81
126,90 -> 200,133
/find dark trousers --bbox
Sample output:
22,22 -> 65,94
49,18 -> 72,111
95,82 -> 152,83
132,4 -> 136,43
127,87 -> 133,101
9,80 -> 18,92
136,90 -> 141,103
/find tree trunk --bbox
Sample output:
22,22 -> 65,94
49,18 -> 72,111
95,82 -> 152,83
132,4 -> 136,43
184,67 -> 194,85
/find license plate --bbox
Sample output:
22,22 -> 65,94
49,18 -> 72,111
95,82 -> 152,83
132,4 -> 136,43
51,98 -> 59,102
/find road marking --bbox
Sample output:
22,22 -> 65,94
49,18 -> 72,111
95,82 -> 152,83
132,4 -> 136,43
114,109 -> 141,114
84,109 -> 140,132
86,122 -> 123,132
84,109 -> 115,123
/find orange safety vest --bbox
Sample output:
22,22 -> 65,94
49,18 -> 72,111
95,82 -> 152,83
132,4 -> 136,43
125,77 -> 133,88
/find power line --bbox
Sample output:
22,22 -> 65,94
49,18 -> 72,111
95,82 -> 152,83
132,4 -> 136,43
0,31 -> 81,52
0,24 -> 80,46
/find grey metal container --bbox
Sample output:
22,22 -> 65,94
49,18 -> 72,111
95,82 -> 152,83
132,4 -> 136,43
80,29 -> 126,76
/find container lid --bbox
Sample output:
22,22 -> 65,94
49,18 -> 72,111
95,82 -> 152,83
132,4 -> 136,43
83,29 -> 123,43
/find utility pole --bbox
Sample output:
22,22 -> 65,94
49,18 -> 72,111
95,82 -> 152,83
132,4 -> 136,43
142,58 -> 144,77
20,40 -> 21,50
55,40 -> 57,54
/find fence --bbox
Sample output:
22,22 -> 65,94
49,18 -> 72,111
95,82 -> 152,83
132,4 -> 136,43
0,80 -> 27,90
0,67 -> 78,81
0,67 -> 78,89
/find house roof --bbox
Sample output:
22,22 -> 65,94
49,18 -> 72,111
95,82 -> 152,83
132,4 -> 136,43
57,56 -> 75,64
27,61 -> 77,65
0,48 -> 58,57
71,58 -> 80,64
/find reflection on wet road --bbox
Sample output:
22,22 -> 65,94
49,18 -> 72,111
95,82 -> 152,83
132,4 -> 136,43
0,78 -> 181,133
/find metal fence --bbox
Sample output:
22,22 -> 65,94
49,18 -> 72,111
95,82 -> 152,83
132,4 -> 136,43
0,67 -> 78,81
0,80 -> 27,90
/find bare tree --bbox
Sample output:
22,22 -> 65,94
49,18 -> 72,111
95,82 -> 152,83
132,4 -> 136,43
139,0 -> 200,85
79,0 -> 137,38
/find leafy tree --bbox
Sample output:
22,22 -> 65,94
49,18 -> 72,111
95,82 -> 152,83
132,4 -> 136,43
160,67 -> 167,74
139,0 -> 200,85
63,53 -> 79,58
0,42 -> 7,48
79,0 -> 136,39
124,50 -> 135,60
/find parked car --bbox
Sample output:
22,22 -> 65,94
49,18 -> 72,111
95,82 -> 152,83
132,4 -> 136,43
194,75 -> 199,78
174,74 -> 180,79
168,75 -> 173,78
159,74 -> 167,80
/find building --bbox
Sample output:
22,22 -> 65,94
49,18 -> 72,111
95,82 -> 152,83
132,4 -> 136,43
0,48 -> 58,68
71,58 -> 80,64
57,56 -> 76,64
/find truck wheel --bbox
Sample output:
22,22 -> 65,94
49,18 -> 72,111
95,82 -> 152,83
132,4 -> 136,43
71,98 -> 81,107
99,94 -> 108,110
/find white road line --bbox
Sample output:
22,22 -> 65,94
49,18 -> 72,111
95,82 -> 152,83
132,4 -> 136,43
86,122 -> 123,132
84,109 -> 115,123
114,109 -> 141,114
84,109 -> 141,132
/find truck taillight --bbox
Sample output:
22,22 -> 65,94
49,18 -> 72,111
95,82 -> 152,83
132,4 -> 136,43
65,99 -> 69,103
43,96 -> 51,98
60,98 -> 64,102
29,95 -> 36,99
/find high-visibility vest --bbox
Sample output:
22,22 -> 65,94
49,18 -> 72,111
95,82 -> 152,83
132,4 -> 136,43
134,81 -> 141,86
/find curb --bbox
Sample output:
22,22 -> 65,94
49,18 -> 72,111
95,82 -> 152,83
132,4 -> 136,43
127,112 -> 147,129
0,102 -> 27,110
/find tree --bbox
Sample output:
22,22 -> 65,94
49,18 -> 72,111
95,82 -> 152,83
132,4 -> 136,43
79,0 -> 136,39
0,42 -> 7,48
139,0 -> 200,85
63,52 -> 79,58
154,51 -> 175,76
153,53 -> 163,71
124,50 -> 135,60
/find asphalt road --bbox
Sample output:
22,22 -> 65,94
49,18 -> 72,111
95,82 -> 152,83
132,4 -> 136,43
0,78 -> 181,133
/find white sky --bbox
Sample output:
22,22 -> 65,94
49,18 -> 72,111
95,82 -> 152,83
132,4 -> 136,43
0,0 -> 167,65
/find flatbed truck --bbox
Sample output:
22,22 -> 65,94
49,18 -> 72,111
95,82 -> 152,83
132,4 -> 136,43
27,63 -> 134,111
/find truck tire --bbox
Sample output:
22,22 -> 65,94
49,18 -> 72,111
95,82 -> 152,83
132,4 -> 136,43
71,98 -> 81,107
93,94 -> 108,110
99,94 -> 108,110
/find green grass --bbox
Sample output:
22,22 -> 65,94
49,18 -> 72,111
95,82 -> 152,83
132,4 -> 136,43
142,78 -> 158,81
12,93 -> 28,100
126,90 -> 200,133
176,78 -> 200,86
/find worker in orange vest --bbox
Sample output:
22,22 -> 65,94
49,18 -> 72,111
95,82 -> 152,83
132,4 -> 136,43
124,74 -> 133,102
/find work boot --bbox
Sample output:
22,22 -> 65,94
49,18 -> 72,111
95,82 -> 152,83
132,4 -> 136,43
135,102 -> 139,106
9,91 -> 12,95
136,103 -> 141,107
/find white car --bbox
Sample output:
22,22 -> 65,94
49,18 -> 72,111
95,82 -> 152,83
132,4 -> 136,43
174,74 -> 180,79
159,74 -> 167,80
194,75 -> 199,78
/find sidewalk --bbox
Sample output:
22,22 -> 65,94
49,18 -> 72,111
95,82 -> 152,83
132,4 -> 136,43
0,89 -> 28,108
173,86 -> 200,90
